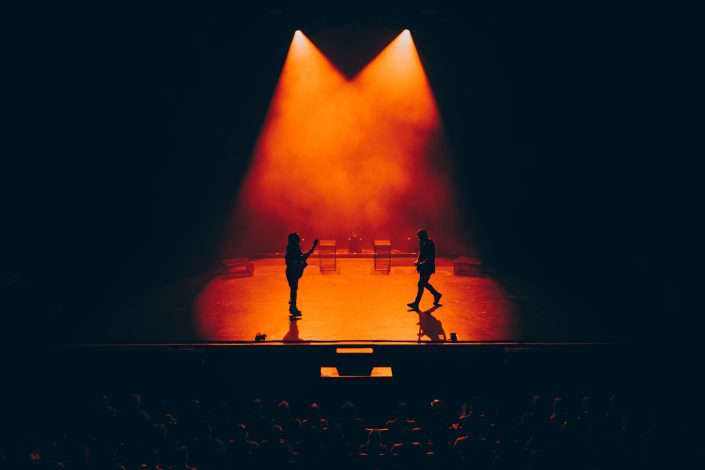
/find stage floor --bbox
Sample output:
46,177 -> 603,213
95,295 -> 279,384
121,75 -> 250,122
65,256 -> 619,345
192,258 -> 519,343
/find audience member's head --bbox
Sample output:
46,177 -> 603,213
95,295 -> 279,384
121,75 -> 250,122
213,400 -> 229,417
551,396 -> 564,420
248,398 -> 264,416
270,424 -> 285,442
341,401 -> 357,420
127,393 -> 142,410
173,446 -> 190,466
276,400 -> 291,419
308,402 -> 322,420
430,398 -> 443,412
396,402 -> 409,419
233,423 -> 248,440
185,399 -> 202,418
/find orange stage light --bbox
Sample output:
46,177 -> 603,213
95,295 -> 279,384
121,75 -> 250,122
226,30 -> 464,255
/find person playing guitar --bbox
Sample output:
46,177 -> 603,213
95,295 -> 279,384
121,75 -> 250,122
407,229 -> 442,310
285,233 -> 319,316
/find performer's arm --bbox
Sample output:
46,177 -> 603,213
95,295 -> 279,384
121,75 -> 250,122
302,239 -> 319,261
417,242 -> 434,266
416,248 -> 429,266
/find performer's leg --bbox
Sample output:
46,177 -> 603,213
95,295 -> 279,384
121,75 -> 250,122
415,273 -> 431,303
287,276 -> 299,311
424,277 -> 440,297
424,273 -> 442,304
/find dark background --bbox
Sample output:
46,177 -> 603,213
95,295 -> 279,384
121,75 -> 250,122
3,3 -> 694,344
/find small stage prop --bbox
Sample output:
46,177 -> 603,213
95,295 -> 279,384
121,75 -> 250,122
318,240 -> 337,272
348,232 -> 363,253
374,240 -> 392,273
219,258 -> 254,278
454,256 -> 481,276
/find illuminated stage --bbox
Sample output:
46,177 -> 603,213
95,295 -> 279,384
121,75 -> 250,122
194,257 -> 518,343
66,253 -> 619,345
46,27 -> 626,348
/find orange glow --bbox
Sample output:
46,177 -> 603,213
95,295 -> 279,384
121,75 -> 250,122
226,30 -> 464,254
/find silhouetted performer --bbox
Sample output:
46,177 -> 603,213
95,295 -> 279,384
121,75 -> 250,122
285,233 -> 318,315
408,229 -> 442,309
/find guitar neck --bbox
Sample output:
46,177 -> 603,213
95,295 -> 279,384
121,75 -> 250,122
305,242 -> 318,259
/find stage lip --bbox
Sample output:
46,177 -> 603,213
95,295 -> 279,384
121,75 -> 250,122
58,341 -> 620,348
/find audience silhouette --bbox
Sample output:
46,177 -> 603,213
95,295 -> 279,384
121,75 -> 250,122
2,390 -> 683,469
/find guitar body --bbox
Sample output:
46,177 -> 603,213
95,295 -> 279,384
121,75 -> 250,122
296,261 -> 308,279
293,239 -> 319,279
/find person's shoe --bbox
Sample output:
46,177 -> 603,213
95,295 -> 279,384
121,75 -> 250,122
433,293 -> 442,306
407,302 -> 420,310
290,310 -> 302,317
